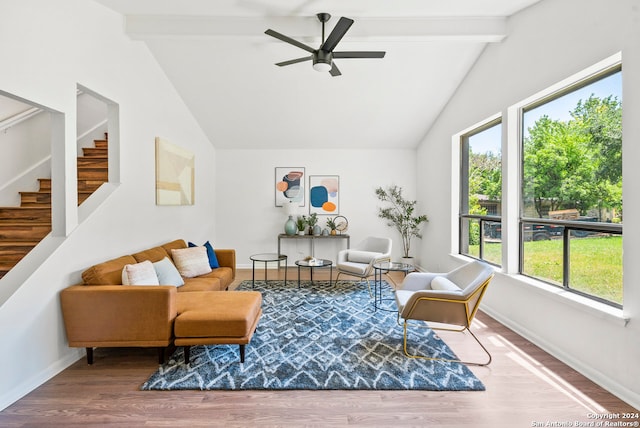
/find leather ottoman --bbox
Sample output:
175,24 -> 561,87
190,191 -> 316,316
174,291 -> 262,363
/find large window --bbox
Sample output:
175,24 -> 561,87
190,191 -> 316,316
521,67 -> 623,307
460,120 -> 502,266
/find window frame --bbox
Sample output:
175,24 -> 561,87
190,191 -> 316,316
459,117 -> 503,266
517,62 -> 623,308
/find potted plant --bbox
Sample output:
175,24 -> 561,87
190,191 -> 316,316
296,216 -> 307,235
375,185 -> 428,262
306,213 -> 320,235
326,217 -> 338,235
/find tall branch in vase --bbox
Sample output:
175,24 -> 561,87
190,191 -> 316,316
375,185 -> 428,258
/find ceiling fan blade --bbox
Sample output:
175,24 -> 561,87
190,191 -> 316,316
275,56 -> 313,67
265,29 -> 316,54
320,17 -> 354,53
329,62 -> 342,77
333,51 -> 386,59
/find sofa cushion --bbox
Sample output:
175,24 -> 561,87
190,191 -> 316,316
180,276 -> 223,292
132,246 -> 169,263
122,260 -> 160,286
175,291 -> 263,338
153,257 -> 184,287
197,267 -> 233,290
189,241 -> 220,268
171,246 -> 212,278
82,255 -> 138,285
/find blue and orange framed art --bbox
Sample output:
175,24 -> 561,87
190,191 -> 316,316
309,175 -> 339,215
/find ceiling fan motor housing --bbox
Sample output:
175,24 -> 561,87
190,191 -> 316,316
313,50 -> 333,72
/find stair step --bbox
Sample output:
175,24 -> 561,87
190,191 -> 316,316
78,191 -> 96,204
82,147 -> 108,157
20,191 -> 51,206
20,190 -> 101,206
78,180 -> 104,192
77,158 -> 108,168
0,207 -> 51,222
94,139 -> 108,149
0,242 -> 38,259
78,170 -> 108,181
38,178 -> 51,191
0,223 -> 51,240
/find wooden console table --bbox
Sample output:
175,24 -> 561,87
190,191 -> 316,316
277,234 -> 350,258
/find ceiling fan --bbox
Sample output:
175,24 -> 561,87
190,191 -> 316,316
265,13 -> 386,77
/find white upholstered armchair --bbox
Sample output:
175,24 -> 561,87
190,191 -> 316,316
335,237 -> 392,295
395,260 -> 494,365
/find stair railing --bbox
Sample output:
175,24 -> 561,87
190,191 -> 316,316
0,107 -> 43,133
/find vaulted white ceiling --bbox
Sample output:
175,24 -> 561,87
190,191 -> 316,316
94,0 -> 541,149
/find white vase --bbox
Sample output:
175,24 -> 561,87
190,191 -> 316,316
400,257 -> 415,267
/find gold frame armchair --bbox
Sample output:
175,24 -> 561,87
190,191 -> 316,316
394,260 -> 494,366
335,237 -> 392,295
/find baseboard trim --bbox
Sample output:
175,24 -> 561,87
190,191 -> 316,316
0,348 -> 83,412
480,304 -> 640,410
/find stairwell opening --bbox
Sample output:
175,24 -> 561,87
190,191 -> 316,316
0,85 -> 120,281
0,90 -> 58,280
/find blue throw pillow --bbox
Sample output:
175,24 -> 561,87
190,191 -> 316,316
152,257 -> 185,287
188,240 -> 220,269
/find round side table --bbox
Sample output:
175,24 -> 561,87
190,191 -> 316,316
295,259 -> 333,288
250,253 -> 287,288
372,261 -> 414,311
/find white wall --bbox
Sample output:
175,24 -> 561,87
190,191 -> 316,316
0,0 -> 217,410
215,149 -> 421,267
416,0 -> 640,408
0,110 -> 51,206
76,91 -> 108,155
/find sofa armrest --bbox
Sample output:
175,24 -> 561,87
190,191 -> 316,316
214,249 -> 236,279
60,285 -> 177,347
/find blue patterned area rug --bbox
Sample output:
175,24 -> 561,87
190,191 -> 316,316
141,280 -> 485,391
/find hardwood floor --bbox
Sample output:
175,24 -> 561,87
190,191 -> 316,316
0,269 -> 636,427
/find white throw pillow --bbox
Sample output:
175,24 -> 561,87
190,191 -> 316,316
153,257 -> 185,287
121,260 -> 160,286
430,276 -> 462,292
347,250 -> 381,264
171,246 -> 212,278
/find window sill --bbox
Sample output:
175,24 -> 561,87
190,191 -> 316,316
509,274 -> 628,327
449,253 -> 628,327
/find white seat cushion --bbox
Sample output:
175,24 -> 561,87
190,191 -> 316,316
337,261 -> 370,275
347,250 -> 382,264
394,289 -> 414,312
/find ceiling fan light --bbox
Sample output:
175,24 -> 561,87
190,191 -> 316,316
313,61 -> 332,72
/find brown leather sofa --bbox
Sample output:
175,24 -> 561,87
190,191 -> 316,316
60,239 -> 238,364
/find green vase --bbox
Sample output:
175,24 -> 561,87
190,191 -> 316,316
284,215 -> 297,236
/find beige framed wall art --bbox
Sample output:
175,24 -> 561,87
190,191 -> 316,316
155,137 -> 195,205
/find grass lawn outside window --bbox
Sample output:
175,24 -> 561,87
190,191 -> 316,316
470,235 -> 622,305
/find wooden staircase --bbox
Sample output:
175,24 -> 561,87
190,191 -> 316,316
0,135 -> 108,279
